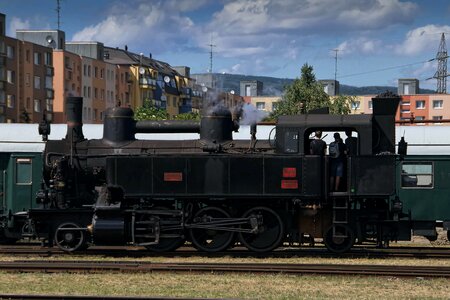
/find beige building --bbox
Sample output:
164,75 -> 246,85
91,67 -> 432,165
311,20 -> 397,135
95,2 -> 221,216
246,96 -> 281,113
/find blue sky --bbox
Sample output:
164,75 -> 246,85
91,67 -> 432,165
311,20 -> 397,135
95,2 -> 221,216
2,0 -> 450,89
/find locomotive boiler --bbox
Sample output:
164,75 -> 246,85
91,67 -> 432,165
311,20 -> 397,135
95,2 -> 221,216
30,93 -> 407,253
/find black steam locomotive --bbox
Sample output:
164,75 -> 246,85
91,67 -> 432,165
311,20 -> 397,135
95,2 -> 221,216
30,93 -> 403,253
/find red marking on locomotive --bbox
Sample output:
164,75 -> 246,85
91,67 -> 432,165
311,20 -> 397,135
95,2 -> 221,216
283,167 -> 297,178
164,172 -> 183,182
281,180 -> 298,189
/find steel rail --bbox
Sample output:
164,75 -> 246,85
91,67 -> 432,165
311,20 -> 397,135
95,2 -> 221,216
1,245 -> 450,259
1,260 -> 450,277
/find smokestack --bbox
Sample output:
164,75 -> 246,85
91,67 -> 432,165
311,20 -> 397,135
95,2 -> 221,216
65,96 -> 84,142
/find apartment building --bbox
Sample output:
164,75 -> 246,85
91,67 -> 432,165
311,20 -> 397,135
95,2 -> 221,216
245,96 -> 281,113
0,14 -> 55,123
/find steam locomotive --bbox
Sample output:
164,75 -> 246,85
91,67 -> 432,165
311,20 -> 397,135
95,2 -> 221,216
23,92 -> 441,253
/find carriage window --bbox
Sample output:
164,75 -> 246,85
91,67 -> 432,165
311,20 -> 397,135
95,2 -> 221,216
401,162 -> 433,188
284,131 -> 299,153
16,158 -> 32,185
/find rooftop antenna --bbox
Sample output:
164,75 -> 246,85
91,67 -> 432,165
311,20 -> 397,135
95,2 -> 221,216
207,35 -> 216,73
56,0 -> 62,30
434,33 -> 448,94
332,48 -> 339,82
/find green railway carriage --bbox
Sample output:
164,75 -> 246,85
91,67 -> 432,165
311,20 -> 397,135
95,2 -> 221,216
0,152 -> 42,242
397,155 -> 450,240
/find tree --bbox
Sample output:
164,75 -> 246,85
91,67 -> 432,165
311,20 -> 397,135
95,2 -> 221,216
271,63 -> 355,118
330,95 -> 355,115
174,111 -> 201,121
134,99 -> 169,121
271,63 -> 330,118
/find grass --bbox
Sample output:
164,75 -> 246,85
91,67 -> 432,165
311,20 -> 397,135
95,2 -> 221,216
0,272 -> 449,299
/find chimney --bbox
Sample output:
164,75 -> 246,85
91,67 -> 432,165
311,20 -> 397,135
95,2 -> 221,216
65,97 -> 84,142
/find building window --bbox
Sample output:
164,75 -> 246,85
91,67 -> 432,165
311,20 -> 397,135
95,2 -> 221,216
26,97 -> 30,109
415,116 -> 425,120
25,73 -> 30,87
83,65 -> 87,76
44,52 -> 52,66
88,66 -> 91,77
83,86 -> 87,97
272,102 -> 278,111
403,83 -> 410,95
94,67 -> 98,78
432,116 -> 443,121
94,109 -> 98,120
88,87 -> 91,98
351,101 -> 361,110
433,100 -> 443,109
6,45 -> 14,59
256,102 -> 265,110
401,162 -> 433,188
34,76 -> 41,89
34,52 -> 41,65
34,99 -> 41,113
45,76 -> 53,89
46,99 -> 53,112
101,89 -> 104,100
25,50 -> 30,63
6,70 -> 15,84
6,94 -> 15,108
100,68 -> 104,79
416,100 -> 425,109
245,85 -> 251,96
94,88 -> 98,99
368,100 -> 373,110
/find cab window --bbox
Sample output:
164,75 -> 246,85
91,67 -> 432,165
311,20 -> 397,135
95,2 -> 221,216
284,131 -> 299,153
16,158 -> 32,185
401,162 -> 433,188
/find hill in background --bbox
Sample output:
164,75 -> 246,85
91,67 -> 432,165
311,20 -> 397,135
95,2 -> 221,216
193,73 -> 434,96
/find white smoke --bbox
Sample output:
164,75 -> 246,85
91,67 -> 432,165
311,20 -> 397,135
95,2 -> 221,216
239,102 -> 268,125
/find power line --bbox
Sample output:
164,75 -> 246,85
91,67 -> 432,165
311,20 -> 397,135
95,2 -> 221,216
338,59 -> 435,79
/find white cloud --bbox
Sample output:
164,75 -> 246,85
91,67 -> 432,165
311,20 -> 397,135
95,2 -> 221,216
209,0 -> 417,35
7,17 -> 30,37
72,1 -> 200,52
395,25 -> 450,56
338,38 -> 383,56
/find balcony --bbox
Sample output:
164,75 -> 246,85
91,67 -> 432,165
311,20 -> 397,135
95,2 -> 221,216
46,89 -> 54,99
192,90 -> 202,97
139,77 -> 156,88
46,66 -> 54,76
180,87 -> 192,99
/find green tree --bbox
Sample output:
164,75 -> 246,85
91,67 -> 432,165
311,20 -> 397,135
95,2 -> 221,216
271,63 -> 355,118
271,63 -> 330,118
330,94 -> 355,115
134,99 -> 169,121
174,111 -> 201,121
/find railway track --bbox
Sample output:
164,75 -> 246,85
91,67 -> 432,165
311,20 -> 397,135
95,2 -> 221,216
0,259 -> 449,278
1,245 -> 450,259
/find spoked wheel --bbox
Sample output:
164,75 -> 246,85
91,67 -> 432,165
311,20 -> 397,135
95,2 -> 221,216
189,206 -> 234,252
324,224 -> 355,253
143,207 -> 185,252
238,206 -> 284,253
54,222 -> 87,252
